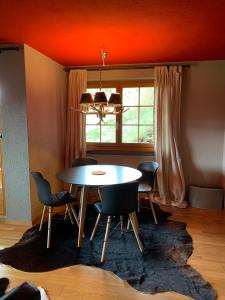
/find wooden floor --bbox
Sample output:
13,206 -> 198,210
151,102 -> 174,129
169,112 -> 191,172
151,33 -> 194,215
0,206 -> 225,300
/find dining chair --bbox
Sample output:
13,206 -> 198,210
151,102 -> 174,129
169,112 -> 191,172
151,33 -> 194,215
90,181 -> 144,262
0,282 -> 41,300
71,157 -> 98,167
137,161 -> 159,224
31,172 -> 79,248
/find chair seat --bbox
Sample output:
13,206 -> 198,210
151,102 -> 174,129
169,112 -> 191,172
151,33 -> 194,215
94,200 -> 133,216
138,183 -> 152,193
94,202 -> 118,216
51,192 -> 76,207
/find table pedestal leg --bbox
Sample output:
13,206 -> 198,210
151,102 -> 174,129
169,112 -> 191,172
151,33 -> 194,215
78,186 -> 88,247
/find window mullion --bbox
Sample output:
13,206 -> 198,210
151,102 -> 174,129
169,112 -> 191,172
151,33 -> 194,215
117,83 -> 122,144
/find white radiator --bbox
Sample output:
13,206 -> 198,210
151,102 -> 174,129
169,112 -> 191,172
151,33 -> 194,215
188,186 -> 224,210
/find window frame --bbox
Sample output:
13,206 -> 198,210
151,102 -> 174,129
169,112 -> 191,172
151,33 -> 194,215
86,80 -> 155,154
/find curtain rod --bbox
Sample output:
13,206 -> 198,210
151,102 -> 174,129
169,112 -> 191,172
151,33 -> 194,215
64,62 -> 191,72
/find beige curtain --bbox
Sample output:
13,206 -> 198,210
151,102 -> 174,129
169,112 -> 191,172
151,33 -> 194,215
154,66 -> 187,208
65,70 -> 87,168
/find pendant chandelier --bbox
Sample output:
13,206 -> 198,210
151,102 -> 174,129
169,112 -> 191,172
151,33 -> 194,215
80,50 -> 125,122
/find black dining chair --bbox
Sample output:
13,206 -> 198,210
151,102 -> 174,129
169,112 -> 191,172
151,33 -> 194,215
0,281 -> 41,300
137,161 -> 159,224
71,157 -> 98,167
31,172 -> 79,248
90,181 -> 144,262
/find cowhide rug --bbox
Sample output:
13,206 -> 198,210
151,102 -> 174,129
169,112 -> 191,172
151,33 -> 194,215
0,205 -> 217,300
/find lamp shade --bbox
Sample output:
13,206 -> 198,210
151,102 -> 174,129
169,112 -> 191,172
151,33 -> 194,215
94,92 -> 107,104
108,93 -> 122,105
80,93 -> 94,105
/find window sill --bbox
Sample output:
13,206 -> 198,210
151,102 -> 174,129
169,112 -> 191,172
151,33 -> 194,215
86,149 -> 155,156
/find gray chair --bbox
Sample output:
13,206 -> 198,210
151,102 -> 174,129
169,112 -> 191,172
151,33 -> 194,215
137,161 -> 159,224
90,181 -> 143,262
71,157 -> 98,167
0,282 -> 41,300
31,172 -> 79,248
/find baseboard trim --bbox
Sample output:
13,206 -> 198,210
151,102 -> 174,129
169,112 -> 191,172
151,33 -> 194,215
0,216 -> 32,226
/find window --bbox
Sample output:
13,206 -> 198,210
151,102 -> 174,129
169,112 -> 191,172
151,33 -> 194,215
86,81 -> 154,153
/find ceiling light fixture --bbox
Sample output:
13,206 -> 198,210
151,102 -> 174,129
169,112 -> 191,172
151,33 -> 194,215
80,49 -> 125,122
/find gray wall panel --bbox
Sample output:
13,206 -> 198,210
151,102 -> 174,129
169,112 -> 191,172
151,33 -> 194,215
0,46 -> 31,221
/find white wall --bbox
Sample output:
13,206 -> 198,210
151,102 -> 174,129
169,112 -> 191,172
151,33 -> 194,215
181,61 -> 225,188
89,154 -> 154,168
0,46 -> 31,221
87,68 -> 154,81
24,45 -> 67,221
223,131 -> 225,189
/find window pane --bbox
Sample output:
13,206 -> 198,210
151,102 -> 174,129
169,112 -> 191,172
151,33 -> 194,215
102,88 -> 116,99
139,126 -> 154,143
86,83 -> 155,148
102,114 -> 116,125
101,126 -> 116,143
122,88 -> 139,106
122,126 -> 138,143
86,114 -> 99,125
86,125 -> 100,142
140,107 -> 154,125
86,88 -> 100,97
122,107 -> 138,124
140,87 -> 154,106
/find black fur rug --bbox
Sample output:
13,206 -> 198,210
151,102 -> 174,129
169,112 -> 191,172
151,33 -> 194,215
0,206 -> 216,300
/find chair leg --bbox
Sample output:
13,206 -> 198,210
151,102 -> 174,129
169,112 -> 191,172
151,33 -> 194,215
120,215 -> 124,235
47,206 -> 52,248
39,205 -> 46,231
129,212 -> 143,252
127,218 -> 130,230
90,213 -> 101,241
68,203 -> 79,226
66,204 -> 74,225
64,206 -> 68,221
78,186 -> 89,247
148,192 -> 158,224
132,211 -> 140,233
101,216 -> 111,263
138,193 -> 141,213
98,188 -> 102,201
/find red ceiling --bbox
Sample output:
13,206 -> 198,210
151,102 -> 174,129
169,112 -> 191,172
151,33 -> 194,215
0,0 -> 225,66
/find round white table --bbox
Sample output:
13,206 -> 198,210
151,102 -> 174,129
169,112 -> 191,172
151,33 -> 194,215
57,165 -> 142,247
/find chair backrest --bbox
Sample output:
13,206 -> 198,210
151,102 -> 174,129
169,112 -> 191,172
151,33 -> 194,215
100,181 -> 139,216
71,157 -> 98,167
137,161 -> 159,187
31,172 -> 53,206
